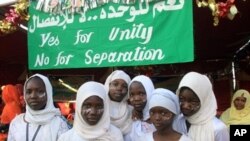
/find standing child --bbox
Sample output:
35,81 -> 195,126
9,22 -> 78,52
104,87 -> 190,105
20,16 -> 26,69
128,75 -> 156,141
104,70 -> 133,141
138,88 -> 192,141
174,72 -> 229,141
7,74 -> 70,141
58,81 -> 123,141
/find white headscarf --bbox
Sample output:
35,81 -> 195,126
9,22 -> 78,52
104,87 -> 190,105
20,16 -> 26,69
104,70 -> 131,94
149,88 -> 180,115
176,72 -> 217,141
73,81 -> 113,140
104,70 -> 132,134
24,73 -> 61,125
129,75 -> 155,121
24,74 -> 63,141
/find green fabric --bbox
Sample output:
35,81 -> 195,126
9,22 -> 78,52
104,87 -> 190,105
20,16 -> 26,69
28,0 -> 194,70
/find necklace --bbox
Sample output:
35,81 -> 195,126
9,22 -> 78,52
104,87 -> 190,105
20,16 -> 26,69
26,123 -> 42,141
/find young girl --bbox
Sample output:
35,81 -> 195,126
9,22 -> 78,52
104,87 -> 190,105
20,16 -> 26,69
128,75 -> 156,141
138,88 -> 192,141
58,81 -> 123,141
7,74 -> 70,141
174,72 -> 229,141
104,70 -> 133,141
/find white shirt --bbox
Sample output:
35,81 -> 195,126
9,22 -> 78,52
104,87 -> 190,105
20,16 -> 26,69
138,132 -> 192,141
127,120 -> 156,141
173,114 -> 229,141
8,114 -> 69,141
58,124 -> 123,141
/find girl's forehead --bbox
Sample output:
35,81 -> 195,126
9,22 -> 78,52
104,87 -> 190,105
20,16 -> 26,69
26,77 -> 44,87
130,81 -> 143,86
84,95 -> 103,103
180,88 -> 199,99
112,79 -> 126,83
129,82 -> 145,91
151,106 -> 170,112
27,77 -> 43,84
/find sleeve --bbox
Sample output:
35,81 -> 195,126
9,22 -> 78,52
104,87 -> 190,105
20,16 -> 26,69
214,119 -> 230,141
57,116 -> 71,138
180,134 -> 193,141
58,130 -> 73,141
7,119 -> 17,141
219,109 -> 230,126
111,125 -> 124,141
57,133 -> 66,141
136,132 -> 152,141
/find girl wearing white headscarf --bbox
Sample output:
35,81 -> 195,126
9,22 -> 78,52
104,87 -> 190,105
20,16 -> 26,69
8,74 -> 70,141
174,72 -> 229,141
127,75 -> 156,141
58,81 -> 123,141
104,70 -> 133,140
138,88 -> 192,141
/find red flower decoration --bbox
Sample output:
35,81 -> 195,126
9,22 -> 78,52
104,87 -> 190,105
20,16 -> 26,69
5,9 -> 20,24
217,0 -> 235,18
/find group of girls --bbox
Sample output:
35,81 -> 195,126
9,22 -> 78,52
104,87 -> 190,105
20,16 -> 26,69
8,70 -> 250,141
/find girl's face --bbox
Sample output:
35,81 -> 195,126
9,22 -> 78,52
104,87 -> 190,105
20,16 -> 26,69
149,106 -> 173,130
129,81 -> 147,112
179,87 -> 201,117
25,77 -> 47,110
81,96 -> 104,125
109,79 -> 128,102
234,96 -> 246,110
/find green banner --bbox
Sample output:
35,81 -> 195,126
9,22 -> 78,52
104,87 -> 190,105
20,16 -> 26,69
28,0 -> 194,70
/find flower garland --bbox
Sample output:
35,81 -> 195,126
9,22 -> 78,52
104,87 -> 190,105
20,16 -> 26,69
0,0 -> 241,35
35,0 -> 163,14
196,0 -> 238,26
0,0 -> 29,36
35,0 -> 240,26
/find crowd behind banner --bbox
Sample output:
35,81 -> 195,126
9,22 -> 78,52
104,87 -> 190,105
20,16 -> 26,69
0,70 -> 250,141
